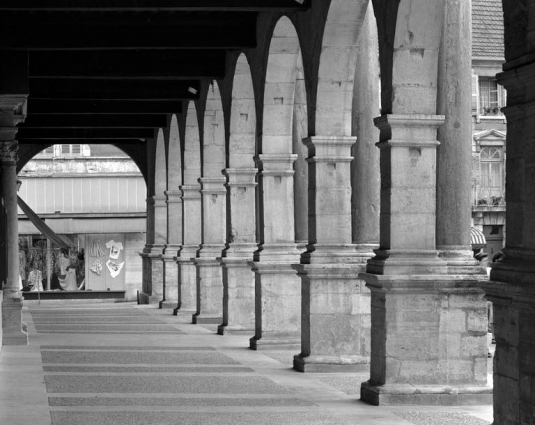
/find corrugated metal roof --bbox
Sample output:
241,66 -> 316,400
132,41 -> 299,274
472,0 -> 505,59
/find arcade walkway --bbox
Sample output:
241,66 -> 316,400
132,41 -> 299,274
0,303 -> 493,425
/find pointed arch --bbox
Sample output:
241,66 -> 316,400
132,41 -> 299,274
202,81 -> 225,177
372,0 -> 444,114
154,128 -> 167,195
229,54 -> 256,168
315,0 -> 369,136
168,114 -> 182,190
183,102 -> 201,185
261,16 -> 301,155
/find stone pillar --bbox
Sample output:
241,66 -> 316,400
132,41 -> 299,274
482,60 -> 535,425
175,184 -> 201,313
218,168 -> 257,335
359,115 -> 491,405
161,189 -> 182,309
348,9 -> 381,368
139,197 -> 154,303
192,177 -> 226,324
294,137 -> 369,372
250,154 -> 301,350
436,0 -> 481,273
139,195 -> 166,304
1,138 -> 27,345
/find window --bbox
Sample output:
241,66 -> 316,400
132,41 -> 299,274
479,78 -> 506,115
477,147 -> 505,206
59,144 -> 84,157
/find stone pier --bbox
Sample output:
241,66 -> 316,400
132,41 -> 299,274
218,168 -> 257,335
192,177 -> 226,324
250,154 -> 301,350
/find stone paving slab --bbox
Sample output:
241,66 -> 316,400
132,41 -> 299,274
35,324 -> 181,333
33,317 -> 165,324
393,411 -> 491,425
44,366 -> 254,373
45,375 -> 292,394
30,310 -> 147,316
50,411 -> 352,425
49,396 -> 316,407
37,330 -> 183,334
41,346 -> 215,351
42,351 -> 240,365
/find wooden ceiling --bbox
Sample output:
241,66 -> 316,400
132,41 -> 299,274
1,1 -> 309,145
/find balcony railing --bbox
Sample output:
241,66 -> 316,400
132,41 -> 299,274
474,186 -> 505,207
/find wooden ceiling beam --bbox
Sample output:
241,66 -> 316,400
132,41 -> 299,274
0,14 -> 256,50
20,114 -> 168,129
29,79 -> 200,100
0,0 -> 309,12
16,128 -> 154,140
27,100 -> 183,115
17,139 -> 146,145
29,50 -> 226,79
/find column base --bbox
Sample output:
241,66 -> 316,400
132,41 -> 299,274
137,292 -> 162,305
217,324 -> 254,335
293,354 -> 369,373
1,299 -> 28,346
360,381 -> 493,406
249,335 -> 300,350
192,313 -> 222,324
438,247 -> 486,275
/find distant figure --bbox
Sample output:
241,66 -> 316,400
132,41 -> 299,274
57,250 -> 77,291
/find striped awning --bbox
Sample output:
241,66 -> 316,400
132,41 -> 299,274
471,227 -> 487,249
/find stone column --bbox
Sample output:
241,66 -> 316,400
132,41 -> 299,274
139,195 -> 166,304
161,189 -> 182,309
436,0 -> 481,273
294,137 -> 370,372
175,184 -> 201,313
359,115 -> 491,405
1,138 -> 27,345
139,196 -> 154,303
250,154 -> 301,350
482,60 -> 535,425
218,168 -> 257,335
192,177 -> 226,324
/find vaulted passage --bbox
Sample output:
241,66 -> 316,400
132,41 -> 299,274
0,0 -> 534,423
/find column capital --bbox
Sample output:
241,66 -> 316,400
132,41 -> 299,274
223,168 -> 257,187
255,154 -> 296,175
164,189 -> 183,204
0,140 -> 18,164
180,184 -> 201,199
0,95 -> 27,127
374,114 -> 445,148
303,136 -> 356,161
199,177 -> 227,194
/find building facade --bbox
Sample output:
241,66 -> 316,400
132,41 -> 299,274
471,0 -> 507,258
17,144 -> 146,300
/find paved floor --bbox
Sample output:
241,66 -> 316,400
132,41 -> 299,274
0,302 -> 494,425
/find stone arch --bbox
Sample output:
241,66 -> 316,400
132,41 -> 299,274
16,143 -> 148,183
202,81 -> 225,177
372,0 -> 444,115
228,54 -> 256,169
183,102 -> 202,186
261,16 -> 301,155
168,114 -> 182,191
314,0 -> 369,136
154,128 -> 167,195
293,53 -> 308,245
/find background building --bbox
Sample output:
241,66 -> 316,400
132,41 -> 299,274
17,144 -> 146,300
471,0 -> 506,257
